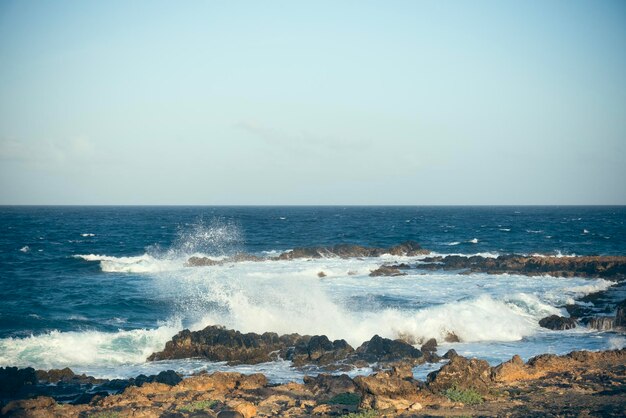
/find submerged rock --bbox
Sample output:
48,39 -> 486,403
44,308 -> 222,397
586,316 -> 616,331
369,266 -> 407,277
538,315 -> 577,330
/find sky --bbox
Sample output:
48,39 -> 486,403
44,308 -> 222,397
0,0 -> 625,205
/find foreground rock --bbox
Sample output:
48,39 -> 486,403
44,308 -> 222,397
409,254 -> 626,280
187,241 -> 429,266
3,349 -> 625,417
148,326 -> 425,368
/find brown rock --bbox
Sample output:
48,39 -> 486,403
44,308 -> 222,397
369,266 -> 407,277
426,355 -> 492,394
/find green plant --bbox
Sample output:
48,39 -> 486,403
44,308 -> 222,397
443,385 -> 483,405
341,410 -> 378,418
324,392 -> 361,405
177,400 -> 218,412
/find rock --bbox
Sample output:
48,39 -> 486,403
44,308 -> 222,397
356,335 -> 423,364
586,316 -> 615,331
539,315 -> 577,330
288,336 -> 355,366
317,271 -> 326,278
186,256 -> 223,267
442,349 -> 458,360
277,241 -> 429,260
416,255 -> 626,279
217,411 -> 244,418
1,396 -> 56,416
148,325 -> 300,364
354,366 -> 422,410
491,355 -> 534,383
426,355 -> 492,394
444,332 -> 460,343
369,266 -> 407,277
615,299 -> 626,327
420,338 -> 437,353
0,367 -> 37,397
303,374 -> 357,398
229,400 -> 257,418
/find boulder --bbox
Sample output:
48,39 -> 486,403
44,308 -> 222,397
539,315 -> 577,330
287,335 -> 354,366
303,374 -> 357,398
426,355 -> 492,394
356,335 -> 423,364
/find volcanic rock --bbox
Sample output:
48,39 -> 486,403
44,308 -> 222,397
355,335 -> 423,364
538,315 -> 577,330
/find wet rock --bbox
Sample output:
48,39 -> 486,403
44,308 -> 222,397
133,370 -> 182,387
277,241 -> 429,260
416,255 -> 626,279
539,315 -> 577,330
369,266 -> 407,277
148,325 -> 301,364
426,355 -> 492,394
444,332 -> 461,343
442,349 -> 458,360
420,338 -> 437,353
356,335 -> 423,364
317,271 -> 326,278
186,256 -> 223,266
615,299 -> 626,327
586,316 -> 615,331
288,335 -> 355,366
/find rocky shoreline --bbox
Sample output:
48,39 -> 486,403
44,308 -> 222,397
2,348 -> 625,417
4,248 -> 626,416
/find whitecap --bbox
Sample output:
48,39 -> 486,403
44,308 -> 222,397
19,246 -> 30,253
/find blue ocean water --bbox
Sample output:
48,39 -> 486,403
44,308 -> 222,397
0,206 -> 625,380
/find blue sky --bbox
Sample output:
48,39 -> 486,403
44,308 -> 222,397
1,0 -> 625,204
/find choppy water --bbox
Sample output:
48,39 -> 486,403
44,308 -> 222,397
1,206 -> 625,381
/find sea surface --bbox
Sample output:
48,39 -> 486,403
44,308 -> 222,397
1,206 -> 625,382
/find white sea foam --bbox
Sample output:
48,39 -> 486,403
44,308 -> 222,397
469,238 -> 479,244
447,242 -> 461,246
0,321 -> 180,370
499,228 -> 511,232
81,233 -> 96,237
19,246 -> 30,253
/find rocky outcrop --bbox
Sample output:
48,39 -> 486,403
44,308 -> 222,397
538,314 -> 577,330
186,241 -> 430,267
4,349 -> 626,417
148,326 -> 427,368
411,255 -> 626,279
287,335 -> 355,367
426,355 -> 492,394
0,367 -> 37,398
355,335 -> 423,364
147,326 -> 301,364
277,241 -> 429,260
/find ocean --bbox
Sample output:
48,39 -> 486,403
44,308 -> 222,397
1,206 -> 625,382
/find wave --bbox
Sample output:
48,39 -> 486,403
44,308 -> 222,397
469,238 -> 479,244
0,321 -> 180,370
446,242 -> 460,246
81,233 -> 96,237
19,245 -> 30,253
